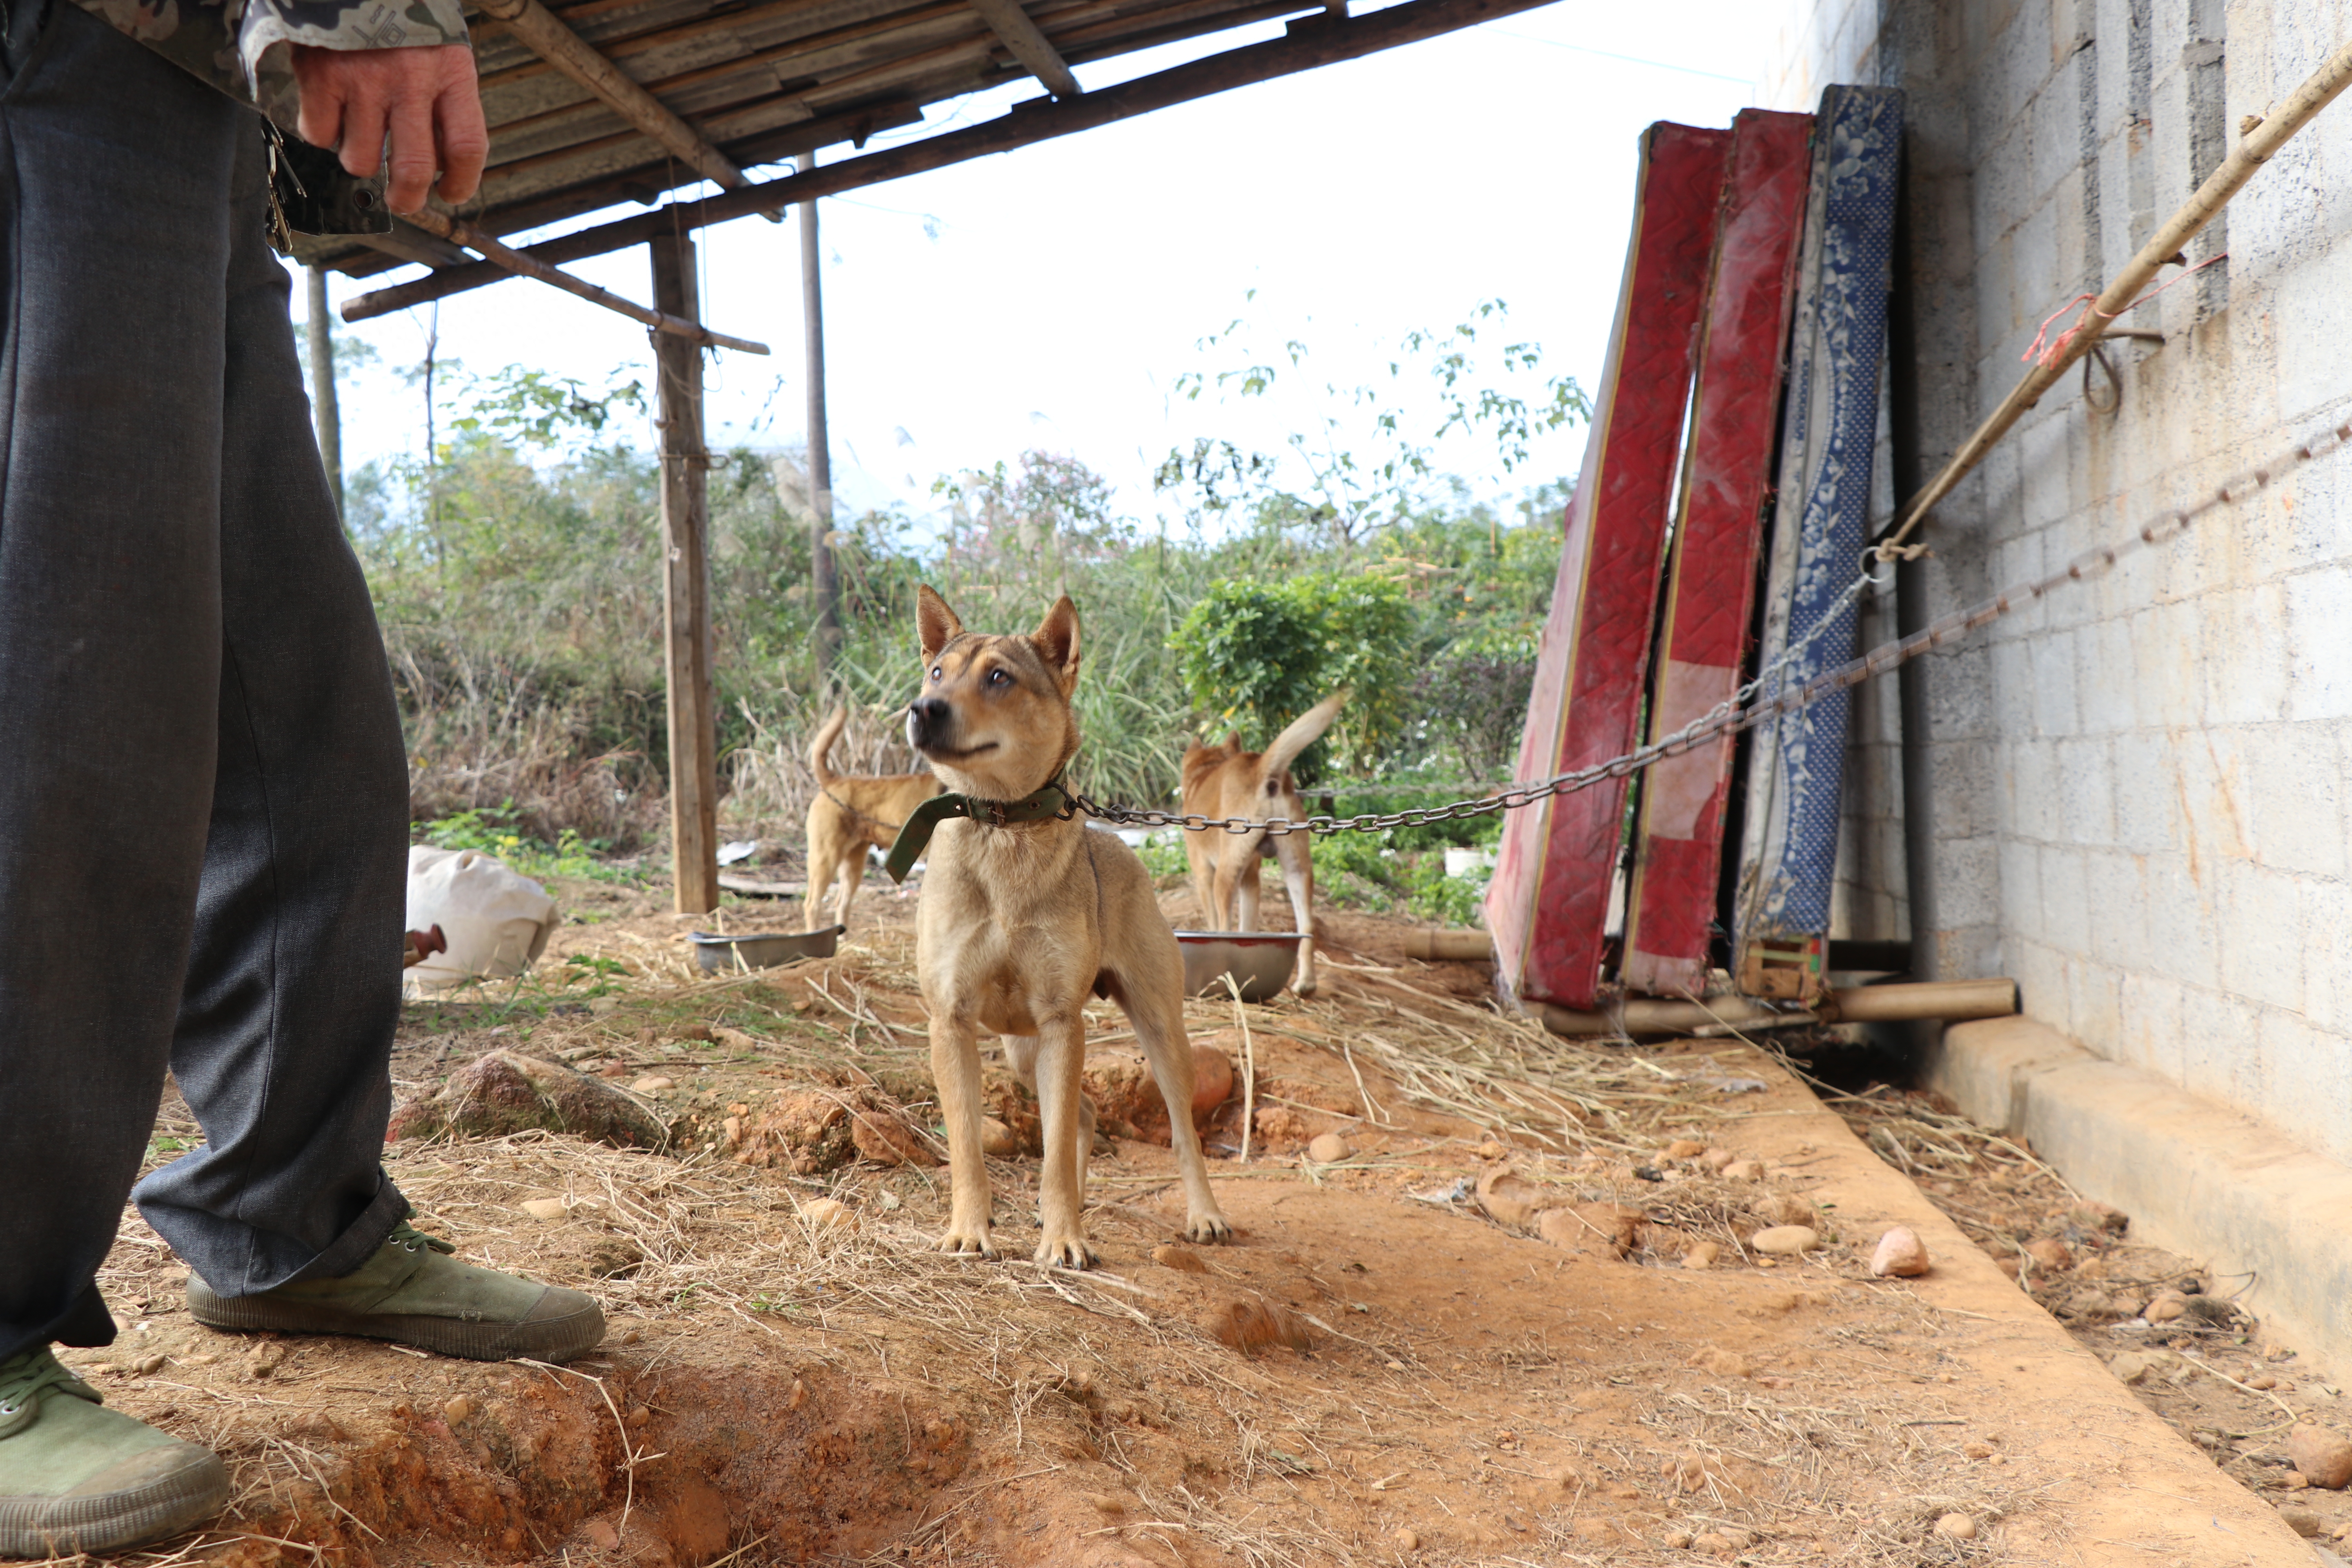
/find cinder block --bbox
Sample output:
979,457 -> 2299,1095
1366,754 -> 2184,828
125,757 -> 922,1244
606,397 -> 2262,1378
2270,235 -> 2352,422
1999,834 -> 2044,939
1936,833 -> 2005,929
2254,1007 -> 2347,1164
2118,969 -> 2188,1083
2032,628 -> 2082,735
2241,721 -> 2348,877
2178,984 -> 2260,1105
2083,851 -> 2148,967
2077,614 -> 2139,732
2039,841 -> 2090,951
2217,859 -> 2306,1014
2108,730 -> 2181,855
2286,563 -> 2352,722
2141,852 -> 2222,991
2053,733 -> 2116,844
2067,958 -> 2125,1051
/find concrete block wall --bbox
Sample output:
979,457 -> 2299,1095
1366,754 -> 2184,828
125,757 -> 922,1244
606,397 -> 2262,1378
1769,0 -> 2352,1162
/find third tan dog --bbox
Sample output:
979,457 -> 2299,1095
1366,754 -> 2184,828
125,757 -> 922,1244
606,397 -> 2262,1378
904,585 -> 1230,1267
1178,689 -> 1348,998
804,705 -> 942,932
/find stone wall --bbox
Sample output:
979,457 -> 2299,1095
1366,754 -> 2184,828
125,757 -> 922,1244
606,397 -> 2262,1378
1767,0 -> 2352,1161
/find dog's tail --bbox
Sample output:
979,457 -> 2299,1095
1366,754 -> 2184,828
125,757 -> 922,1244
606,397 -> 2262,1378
1259,688 -> 1351,780
809,706 -> 849,788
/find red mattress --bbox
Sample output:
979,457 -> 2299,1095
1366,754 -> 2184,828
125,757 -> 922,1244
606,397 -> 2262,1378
1486,122 -> 1732,1010
1621,109 -> 1815,998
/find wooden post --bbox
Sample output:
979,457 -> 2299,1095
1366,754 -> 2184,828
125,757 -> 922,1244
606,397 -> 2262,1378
798,152 -> 842,682
305,266 -> 343,517
651,234 -> 720,914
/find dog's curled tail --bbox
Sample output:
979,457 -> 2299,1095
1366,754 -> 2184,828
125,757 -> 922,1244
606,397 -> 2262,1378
1260,688 -> 1351,780
809,705 -> 849,788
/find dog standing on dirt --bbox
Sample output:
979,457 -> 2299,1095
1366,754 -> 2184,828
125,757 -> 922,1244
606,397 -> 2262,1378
804,705 -> 943,932
1178,689 -> 1348,998
903,586 -> 1230,1267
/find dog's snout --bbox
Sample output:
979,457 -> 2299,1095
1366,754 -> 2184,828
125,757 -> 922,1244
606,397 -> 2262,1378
907,695 -> 952,748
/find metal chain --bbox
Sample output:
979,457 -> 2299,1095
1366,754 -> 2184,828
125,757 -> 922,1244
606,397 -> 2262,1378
1073,415 -> 2352,837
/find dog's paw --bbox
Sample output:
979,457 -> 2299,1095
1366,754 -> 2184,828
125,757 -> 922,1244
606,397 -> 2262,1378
1185,1210 -> 1234,1245
1034,1232 -> 1100,1270
936,1224 -> 1001,1260
1292,976 -> 1318,999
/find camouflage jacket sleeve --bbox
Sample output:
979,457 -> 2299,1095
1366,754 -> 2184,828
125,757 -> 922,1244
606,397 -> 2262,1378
65,0 -> 466,130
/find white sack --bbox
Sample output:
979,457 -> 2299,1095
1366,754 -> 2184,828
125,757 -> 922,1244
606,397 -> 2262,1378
404,845 -> 559,993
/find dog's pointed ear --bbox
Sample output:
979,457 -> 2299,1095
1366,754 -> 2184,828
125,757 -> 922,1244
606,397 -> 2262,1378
916,585 -> 964,661
1031,595 -> 1081,692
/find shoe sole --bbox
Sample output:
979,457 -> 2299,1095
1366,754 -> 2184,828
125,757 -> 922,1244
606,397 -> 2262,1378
0,1449 -> 228,1558
187,1292 -> 606,1364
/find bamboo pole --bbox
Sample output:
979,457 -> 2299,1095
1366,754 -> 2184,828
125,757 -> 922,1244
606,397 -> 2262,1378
398,206 -> 770,356
475,0 -> 783,218
1880,35 -> 2352,550
1536,978 -> 2018,1038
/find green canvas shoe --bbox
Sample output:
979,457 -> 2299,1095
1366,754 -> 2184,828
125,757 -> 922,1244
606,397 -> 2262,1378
187,1222 -> 604,1363
0,1346 -> 227,1559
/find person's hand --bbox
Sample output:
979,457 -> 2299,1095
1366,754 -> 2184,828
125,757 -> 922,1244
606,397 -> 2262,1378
290,44 -> 487,213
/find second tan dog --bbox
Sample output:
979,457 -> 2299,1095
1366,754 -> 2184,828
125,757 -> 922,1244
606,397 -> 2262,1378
804,705 -> 942,932
1178,689 -> 1348,998
904,585 -> 1230,1267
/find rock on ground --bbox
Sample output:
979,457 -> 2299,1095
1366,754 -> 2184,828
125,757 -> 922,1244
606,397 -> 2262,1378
2289,1424 -> 2352,1489
1869,1226 -> 1931,1278
1748,1225 -> 1820,1255
388,1049 -> 666,1149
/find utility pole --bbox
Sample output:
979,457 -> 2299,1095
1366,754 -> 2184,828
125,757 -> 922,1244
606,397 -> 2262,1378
305,266 -> 343,517
798,151 -> 842,682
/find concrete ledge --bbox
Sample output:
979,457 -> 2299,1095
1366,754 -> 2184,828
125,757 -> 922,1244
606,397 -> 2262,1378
1933,1016 -> 2352,1368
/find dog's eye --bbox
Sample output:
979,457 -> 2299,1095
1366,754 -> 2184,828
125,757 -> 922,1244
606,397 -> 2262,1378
930,665 -> 942,682
987,669 -> 1011,688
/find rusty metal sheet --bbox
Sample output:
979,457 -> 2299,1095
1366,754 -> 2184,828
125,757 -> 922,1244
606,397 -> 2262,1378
1486,120 -> 1731,1011
1619,107 -> 1815,998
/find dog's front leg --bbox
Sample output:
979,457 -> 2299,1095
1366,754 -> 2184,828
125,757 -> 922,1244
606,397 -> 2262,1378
1031,1013 -> 1099,1269
930,1013 -> 998,1258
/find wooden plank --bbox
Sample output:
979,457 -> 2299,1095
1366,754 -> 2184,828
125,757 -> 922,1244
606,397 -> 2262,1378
653,234 -> 722,915
1731,85 -> 1905,989
967,0 -> 1082,94
1483,121 -> 1731,1011
1619,107 -> 1813,998
477,0 -> 768,205
401,206 -> 770,353
343,0 -> 1562,316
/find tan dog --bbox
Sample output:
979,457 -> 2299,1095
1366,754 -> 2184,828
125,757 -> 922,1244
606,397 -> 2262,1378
804,705 -> 942,932
906,586 -> 1230,1267
1178,689 -> 1348,998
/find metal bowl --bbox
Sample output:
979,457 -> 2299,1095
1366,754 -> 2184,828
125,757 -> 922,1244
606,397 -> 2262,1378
690,924 -> 844,973
1173,931 -> 1302,1003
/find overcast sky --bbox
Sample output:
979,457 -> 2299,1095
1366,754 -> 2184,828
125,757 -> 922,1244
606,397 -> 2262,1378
307,0 -> 1772,528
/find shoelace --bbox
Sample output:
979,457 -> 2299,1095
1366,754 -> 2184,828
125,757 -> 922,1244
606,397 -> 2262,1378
388,1220 -> 457,1257
0,1347 -> 97,1439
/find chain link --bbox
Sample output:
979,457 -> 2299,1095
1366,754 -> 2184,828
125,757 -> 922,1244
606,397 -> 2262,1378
1073,415 -> 2352,838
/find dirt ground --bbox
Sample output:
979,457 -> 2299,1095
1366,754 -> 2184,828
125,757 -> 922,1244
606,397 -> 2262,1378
62,864 -> 2349,1567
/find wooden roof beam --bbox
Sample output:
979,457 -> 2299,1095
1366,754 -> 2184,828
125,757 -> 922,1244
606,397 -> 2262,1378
402,204 -> 772,354
346,0 -> 1553,323
965,0 -> 1081,96
475,0 -> 786,215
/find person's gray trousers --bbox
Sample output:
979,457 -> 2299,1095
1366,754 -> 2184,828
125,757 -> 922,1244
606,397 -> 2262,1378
0,0 -> 412,1363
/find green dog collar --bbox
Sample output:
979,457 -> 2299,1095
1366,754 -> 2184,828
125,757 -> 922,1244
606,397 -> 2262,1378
883,779 -> 1077,884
